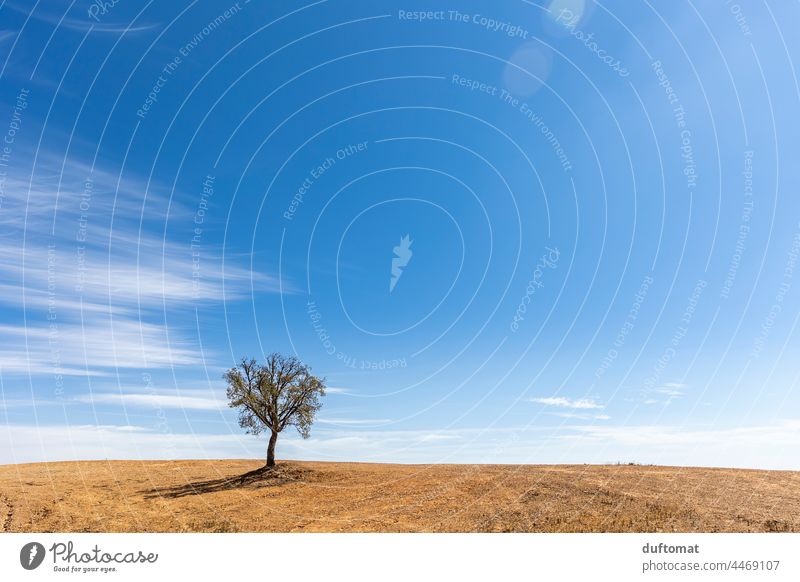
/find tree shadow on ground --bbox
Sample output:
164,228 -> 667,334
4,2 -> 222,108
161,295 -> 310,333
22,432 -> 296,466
141,464 -> 312,499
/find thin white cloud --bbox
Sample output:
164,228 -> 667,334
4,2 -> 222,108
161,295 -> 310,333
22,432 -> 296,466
0,319 -> 201,375
0,398 -> 69,409
0,150 -> 286,306
416,433 -> 459,442
3,2 -> 159,35
642,383 -> 688,405
316,418 -> 392,426
0,152 -> 290,375
75,391 -> 227,411
565,421 -> 800,448
2,421 -> 799,469
0,424 -> 256,465
654,383 -> 687,397
531,396 -> 604,409
0,235 -> 281,307
325,387 -> 355,395
553,412 -> 610,421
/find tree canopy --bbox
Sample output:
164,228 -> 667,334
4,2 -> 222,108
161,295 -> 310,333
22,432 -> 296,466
224,353 -> 325,466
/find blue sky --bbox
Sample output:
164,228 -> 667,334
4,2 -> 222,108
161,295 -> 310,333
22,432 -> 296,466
1,0 -> 799,468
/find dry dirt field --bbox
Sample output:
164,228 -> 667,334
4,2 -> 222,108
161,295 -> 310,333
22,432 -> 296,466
0,460 -> 798,532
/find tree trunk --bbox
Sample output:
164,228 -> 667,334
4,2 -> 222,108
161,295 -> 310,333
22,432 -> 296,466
266,430 -> 278,467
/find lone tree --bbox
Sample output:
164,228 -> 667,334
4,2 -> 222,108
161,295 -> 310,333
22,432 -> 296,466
224,353 -> 325,468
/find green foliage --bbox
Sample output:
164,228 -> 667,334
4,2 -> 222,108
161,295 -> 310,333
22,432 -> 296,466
224,353 -> 326,439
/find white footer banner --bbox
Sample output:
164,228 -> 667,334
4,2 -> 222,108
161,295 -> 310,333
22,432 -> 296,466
1,533 -> 798,581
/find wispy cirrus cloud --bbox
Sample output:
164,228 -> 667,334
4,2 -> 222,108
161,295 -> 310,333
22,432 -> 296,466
324,386 -> 356,395
75,390 -> 227,411
3,421 -> 799,469
316,418 -> 392,426
553,412 -> 611,421
0,151 -> 289,376
3,1 -> 160,35
655,382 -> 687,397
530,396 -> 604,410
0,319 -> 202,375
0,152 -> 282,306
643,383 -> 687,405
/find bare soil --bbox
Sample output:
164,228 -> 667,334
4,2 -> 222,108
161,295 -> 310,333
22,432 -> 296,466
0,460 -> 797,532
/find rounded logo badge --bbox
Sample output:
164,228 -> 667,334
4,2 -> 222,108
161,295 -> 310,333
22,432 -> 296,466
20,542 -> 46,570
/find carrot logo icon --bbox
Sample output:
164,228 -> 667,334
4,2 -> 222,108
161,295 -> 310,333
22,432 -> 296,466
390,235 -> 413,292
20,542 -> 45,570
